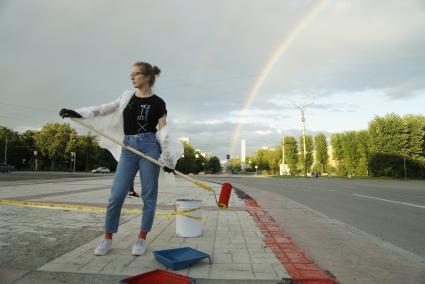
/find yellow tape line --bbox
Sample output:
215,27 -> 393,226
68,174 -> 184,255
0,199 -> 110,214
174,206 -> 203,221
0,199 -> 203,220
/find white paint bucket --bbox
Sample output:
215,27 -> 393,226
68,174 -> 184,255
176,199 -> 203,238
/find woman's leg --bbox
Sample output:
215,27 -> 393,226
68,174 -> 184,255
104,147 -> 139,233
138,143 -> 160,233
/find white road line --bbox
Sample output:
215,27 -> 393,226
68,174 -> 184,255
353,194 -> 425,209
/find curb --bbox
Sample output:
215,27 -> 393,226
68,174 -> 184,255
235,187 -> 340,284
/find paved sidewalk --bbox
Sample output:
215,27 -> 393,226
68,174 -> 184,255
11,177 -> 290,283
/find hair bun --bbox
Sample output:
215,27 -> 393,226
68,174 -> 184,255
153,66 -> 161,76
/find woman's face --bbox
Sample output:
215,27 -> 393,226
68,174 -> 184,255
130,66 -> 149,89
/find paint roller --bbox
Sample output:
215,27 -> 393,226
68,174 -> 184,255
70,118 -> 232,208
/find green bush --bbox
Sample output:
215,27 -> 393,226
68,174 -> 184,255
368,153 -> 425,178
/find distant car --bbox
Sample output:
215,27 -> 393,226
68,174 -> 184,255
0,163 -> 15,173
91,167 -> 110,174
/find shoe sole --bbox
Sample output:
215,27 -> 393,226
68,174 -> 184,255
94,247 -> 111,256
132,247 -> 146,256
94,250 -> 108,256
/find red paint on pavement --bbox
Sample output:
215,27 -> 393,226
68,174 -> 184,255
244,199 -> 339,284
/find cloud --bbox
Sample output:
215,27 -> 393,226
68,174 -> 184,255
1,0 -> 425,160
384,77 -> 425,99
254,130 -> 273,135
266,93 -> 359,113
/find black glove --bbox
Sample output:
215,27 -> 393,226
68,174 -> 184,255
163,166 -> 175,174
59,108 -> 83,118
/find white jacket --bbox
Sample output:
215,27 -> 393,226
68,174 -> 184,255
75,90 -> 182,168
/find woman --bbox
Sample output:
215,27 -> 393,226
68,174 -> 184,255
59,61 -> 176,256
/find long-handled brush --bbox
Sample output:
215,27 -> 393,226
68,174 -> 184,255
70,118 -> 231,208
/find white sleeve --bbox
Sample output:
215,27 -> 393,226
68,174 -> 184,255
75,96 -> 121,119
156,124 -> 184,169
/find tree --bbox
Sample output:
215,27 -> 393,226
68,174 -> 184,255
266,146 -> 282,175
368,113 -> 409,155
255,149 -> 270,173
0,126 -> 16,164
298,135 -> 313,176
227,158 -> 241,173
175,142 -> 196,174
207,156 -> 221,174
331,133 -> 345,176
314,133 -> 328,174
18,130 -> 37,170
246,155 -> 256,172
403,115 -> 425,159
284,136 -> 298,176
194,151 -> 207,174
34,123 -> 76,171
356,131 -> 369,176
341,131 -> 359,177
75,133 -> 100,171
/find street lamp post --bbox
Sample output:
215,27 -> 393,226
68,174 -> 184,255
4,137 -> 7,163
70,151 -> 76,173
294,102 -> 313,176
33,151 -> 38,171
403,157 -> 407,179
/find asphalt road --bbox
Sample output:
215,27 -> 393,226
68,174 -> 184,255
203,176 -> 425,258
0,171 -> 113,185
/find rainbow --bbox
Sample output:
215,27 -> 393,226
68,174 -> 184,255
228,0 -> 330,157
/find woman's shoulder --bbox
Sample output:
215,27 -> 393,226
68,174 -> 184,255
118,90 -> 134,102
153,94 -> 166,104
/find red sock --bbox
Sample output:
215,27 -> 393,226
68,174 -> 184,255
138,231 -> 147,240
104,232 -> 113,240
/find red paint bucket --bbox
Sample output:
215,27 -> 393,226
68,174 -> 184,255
218,183 -> 232,208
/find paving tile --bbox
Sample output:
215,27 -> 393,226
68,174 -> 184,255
34,179 -> 287,281
209,263 -> 255,279
0,269 -> 29,284
188,261 -> 211,278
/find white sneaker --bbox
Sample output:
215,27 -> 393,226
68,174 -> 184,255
132,238 -> 146,256
94,239 -> 112,256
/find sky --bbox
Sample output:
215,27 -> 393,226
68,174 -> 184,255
1,0 -> 425,160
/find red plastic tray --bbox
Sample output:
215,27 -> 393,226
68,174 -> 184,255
120,269 -> 195,284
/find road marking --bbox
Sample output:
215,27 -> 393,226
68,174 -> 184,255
353,194 -> 425,209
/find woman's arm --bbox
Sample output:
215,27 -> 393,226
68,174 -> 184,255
76,96 -> 121,119
158,114 -> 167,129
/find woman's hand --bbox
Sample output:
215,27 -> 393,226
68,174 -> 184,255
59,108 -> 83,118
163,166 -> 175,174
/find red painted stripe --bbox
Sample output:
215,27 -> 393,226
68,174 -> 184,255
244,199 -> 339,284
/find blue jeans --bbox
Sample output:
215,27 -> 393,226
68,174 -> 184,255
104,133 -> 160,233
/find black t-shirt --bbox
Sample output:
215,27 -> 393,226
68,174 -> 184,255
123,94 -> 167,135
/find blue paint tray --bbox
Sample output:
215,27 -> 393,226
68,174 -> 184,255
153,247 -> 212,270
